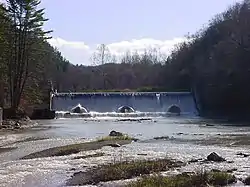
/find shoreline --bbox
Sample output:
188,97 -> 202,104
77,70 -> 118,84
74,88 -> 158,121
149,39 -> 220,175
0,117 -> 38,132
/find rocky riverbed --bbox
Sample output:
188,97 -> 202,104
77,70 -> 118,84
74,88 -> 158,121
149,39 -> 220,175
1,117 -> 250,186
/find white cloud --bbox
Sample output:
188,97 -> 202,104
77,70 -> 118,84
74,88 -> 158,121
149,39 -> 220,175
48,37 -> 189,65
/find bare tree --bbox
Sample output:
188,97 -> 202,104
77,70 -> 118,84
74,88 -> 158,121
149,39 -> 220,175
90,44 -> 116,89
90,44 -> 115,65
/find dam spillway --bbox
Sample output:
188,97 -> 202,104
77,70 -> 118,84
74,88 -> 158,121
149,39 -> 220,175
51,92 -> 197,116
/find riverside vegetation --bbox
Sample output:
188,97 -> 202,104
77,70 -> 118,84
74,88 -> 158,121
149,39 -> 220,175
1,0 -> 250,120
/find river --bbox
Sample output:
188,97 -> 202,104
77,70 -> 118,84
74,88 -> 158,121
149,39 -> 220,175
1,115 -> 250,187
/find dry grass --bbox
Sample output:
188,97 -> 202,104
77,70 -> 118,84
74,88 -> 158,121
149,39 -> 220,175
97,135 -> 136,142
128,171 -> 236,187
67,159 -> 184,186
73,152 -> 105,159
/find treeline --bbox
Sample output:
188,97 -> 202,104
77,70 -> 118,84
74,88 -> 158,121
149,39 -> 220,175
54,45 -> 188,92
166,0 -> 250,118
57,50 -> 168,92
2,0 -> 250,119
0,1 -> 70,113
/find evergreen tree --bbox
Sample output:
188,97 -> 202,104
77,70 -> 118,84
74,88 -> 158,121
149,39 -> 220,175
4,0 -> 52,113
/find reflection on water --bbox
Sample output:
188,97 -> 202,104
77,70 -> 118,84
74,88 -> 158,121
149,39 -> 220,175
1,116 -> 250,186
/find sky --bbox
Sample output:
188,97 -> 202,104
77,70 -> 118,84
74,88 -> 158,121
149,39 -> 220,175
31,0 -> 243,64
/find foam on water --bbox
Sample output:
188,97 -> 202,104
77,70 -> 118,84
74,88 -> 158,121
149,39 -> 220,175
1,140 -> 250,187
55,111 -> 193,120
1,107 -> 250,186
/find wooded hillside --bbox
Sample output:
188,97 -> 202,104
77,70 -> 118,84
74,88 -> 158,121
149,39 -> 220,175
1,0 -> 250,119
166,0 -> 250,118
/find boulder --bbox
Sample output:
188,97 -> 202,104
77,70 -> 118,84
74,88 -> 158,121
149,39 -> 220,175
107,143 -> 121,148
109,130 -> 123,137
167,105 -> 181,115
14,122 -> 20,129
71,104 -> 88,113
207,152 -> 226,162
243,176 -> 250,185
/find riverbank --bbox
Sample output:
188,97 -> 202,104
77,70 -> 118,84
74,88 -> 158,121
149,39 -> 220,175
0,117 -> 37,132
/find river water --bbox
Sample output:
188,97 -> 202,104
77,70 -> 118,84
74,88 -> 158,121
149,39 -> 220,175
1,115 -> 250,187
0,92 -> 250,186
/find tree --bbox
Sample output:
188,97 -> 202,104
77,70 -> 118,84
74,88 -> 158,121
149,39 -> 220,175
4,0 -> 52,113
90,44 -> 115,65
0,4 -> 8,107
90,44 -> 116,89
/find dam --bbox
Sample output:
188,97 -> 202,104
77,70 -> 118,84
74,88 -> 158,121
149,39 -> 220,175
51,92 -> 198,117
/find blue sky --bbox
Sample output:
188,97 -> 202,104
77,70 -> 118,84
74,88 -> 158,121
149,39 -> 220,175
40,0 -> 240,65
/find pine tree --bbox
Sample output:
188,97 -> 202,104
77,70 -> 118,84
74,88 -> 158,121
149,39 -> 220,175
4,0 -> 52,114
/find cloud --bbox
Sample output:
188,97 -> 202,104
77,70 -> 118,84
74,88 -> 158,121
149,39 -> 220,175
48,38 -> 92,65
48,37 -> 188,65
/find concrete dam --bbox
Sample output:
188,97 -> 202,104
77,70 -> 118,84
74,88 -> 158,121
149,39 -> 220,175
51,92 -> 198,117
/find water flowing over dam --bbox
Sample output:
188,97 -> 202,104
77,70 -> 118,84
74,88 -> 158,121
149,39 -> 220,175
51,92 -> 197,117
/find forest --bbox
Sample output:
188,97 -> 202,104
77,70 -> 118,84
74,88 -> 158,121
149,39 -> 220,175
1,0 -> 250,119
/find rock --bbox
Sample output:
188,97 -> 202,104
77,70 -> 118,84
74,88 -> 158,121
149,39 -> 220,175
132,138 -> 139,142
176,133 -> 184,135
109,130 -> 123,137
193,133 -> 204,136
211,169 -> 221,172
14,122 -> 20,127
107,143 -> 121,148
137,153 -> 147,156
236,152 -> 250,157
14,122 -> 21,129
153,136 -> 169,140
205,124 -> 214,127
227,168 -> 237,173
188,158 -> 201,163
244,176 -> 250,185
207,152 -> 226,162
